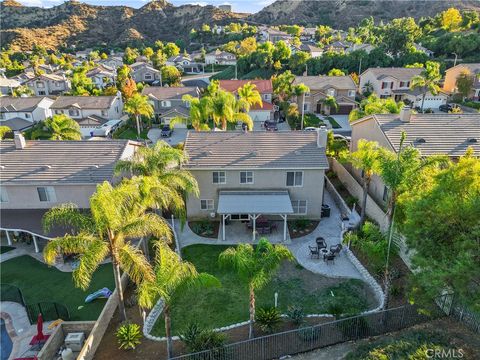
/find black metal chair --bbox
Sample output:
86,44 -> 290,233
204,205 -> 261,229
309,245 -> 320,259
330,244 -> 343,256
324,253 -> 335,264
316,237 -> 327,250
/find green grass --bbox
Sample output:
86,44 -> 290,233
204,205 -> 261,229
151,245 -> 371,336
0,246 -> 15,254
1,255 -> 115,321
325,116 -> 342,129
113,127 -> 149,140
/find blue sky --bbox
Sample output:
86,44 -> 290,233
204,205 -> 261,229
16,0 -> 276,13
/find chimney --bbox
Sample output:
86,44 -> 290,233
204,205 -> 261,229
14,132 -> 26,149
316,126 -> 328,148
399,106 -> 412,122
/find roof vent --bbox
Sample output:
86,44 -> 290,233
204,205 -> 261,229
468,138 -> 477,143
295,150 -> 302,155
415,138 -> 426,144
0,165 -> 5,169
43,165 -> 52,170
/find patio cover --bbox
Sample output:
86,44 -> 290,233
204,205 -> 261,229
217,190 -> 294,215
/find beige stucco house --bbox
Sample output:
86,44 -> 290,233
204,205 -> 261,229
25,73 -> 71,96
443,63 -> 480,100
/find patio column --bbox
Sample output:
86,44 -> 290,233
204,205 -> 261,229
283,214 -> 287,242
222,214 -> 226,241
5,230 -> 12,246
252,214 -> 256,242
32,235 -> 39,253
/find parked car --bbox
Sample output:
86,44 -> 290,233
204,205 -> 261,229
304,127 -> 317,132
439,104 -> 458,112
333,134 -> 351,142
161,125 -> 173,137
264,121 -> 278,131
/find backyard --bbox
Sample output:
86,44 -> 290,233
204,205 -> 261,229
0,255 -> 115,321
151,244 -> 376,337
113,126 -> 149,140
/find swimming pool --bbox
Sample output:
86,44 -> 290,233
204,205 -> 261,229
0,319 -> 13,360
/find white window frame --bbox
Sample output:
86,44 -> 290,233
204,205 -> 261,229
68,109 -> 80,117
144,73 -> 153,80
286,171 -> 303,187
55,110 -> 63,114
0,187 -> 8,203
348,90 -> 356,97
292,200 -> 307,215
37,186 -> 56,202
161,100 -> 171,107
212,171 -> 226,184
240,171 -> 254,184
327,88 -> 335,96
24,113 -> 31,118
36,81 -> 45,88
200,199 -> 214,210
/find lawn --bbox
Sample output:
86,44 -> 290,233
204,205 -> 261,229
1,255 -> 115,321
113,127 -> 149,140
151,244 -> 374,336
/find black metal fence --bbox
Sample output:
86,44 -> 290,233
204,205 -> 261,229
171,305 -> 440,360
0,283 -> 25,306
437,293 -> 480,333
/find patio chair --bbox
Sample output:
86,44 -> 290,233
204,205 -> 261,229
330,244 -> 343,256
324,253 -> 335,264
309,245 -> 320,259
316,237 -> 327,250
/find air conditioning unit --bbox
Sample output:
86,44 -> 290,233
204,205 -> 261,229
209,212 -> 216,218
64,332 -> 85,352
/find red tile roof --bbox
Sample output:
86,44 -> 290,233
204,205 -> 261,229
219,79 -> 273,94
251,101 -> 274,111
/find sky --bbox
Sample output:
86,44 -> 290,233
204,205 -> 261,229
15,0 -> 276,13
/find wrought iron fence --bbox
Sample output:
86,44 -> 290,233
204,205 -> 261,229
25,302 -> 70,324
437,292 -> 480,333
170,305 -> 440,360
0,283 -> 25,306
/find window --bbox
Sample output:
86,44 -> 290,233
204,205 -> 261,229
212,171 -> 226,184
0,187 -> 8,203
327,88 -> 335,96
55,110 -> 63,114
24,113 -> 31,118
54,81 -> 61,87
200,199 -> 214,210
263,94 -> 269,100
303,103 -> 309,111
292,200 -> 307,214
304,92 -> 310,97
382,186 -> 389,202
348,90 -> 356,97
144,73 -> 153,80
68,109 -> 80,116
36,81 -> 45,88
101,110 -> 108,116
240,171 -> 254,184
381,82 -> 388,89
286,171 -> 303,187
0,113 -> 4,119
37,186 -> 56,202
161,100 -> 171,107
38,91 -> 46,96
230,214 -> 249,220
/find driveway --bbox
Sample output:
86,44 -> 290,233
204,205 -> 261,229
147,128 -> 188,146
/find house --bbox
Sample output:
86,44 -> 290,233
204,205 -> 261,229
293,43 -> 323,58
391,87 -> 447,110
183,130 -> 330,241
130,62 -> 162,84
260,28 -> 292,43
24,73 -> 71,96
218,79 -> 275,122
413,43 -> 434,57
205,50 -> 237,65
0,77 -> 21,96
324,41 -> 352,53
86,65 -> 116,89
75,49 -> 94,60
349,109 -> 480,206
443,63 -> 480,100
166,55 -> 203,74
98,56 -> 124,69
142,86 -> 199,127
293,76 -> 357,115
50,94 -> 123,136
0,134 -> 140,248
0,96 -> 54,131
300,27 -> 317,41
345,43 -> 375,54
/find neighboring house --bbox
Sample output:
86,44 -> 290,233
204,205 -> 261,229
24,73 -> 71,96
183,130 -> 330,241
349,109 -> 480,206
142,86 -> 199,128
300,27 -> 316,41
219,79 -> 275,122
205,50 -> 237,65
391,87 -> 447,110
293,43 -> 323,58
359,67 -> 423,99
293,76 -> 357,115
130,62 -> 162,84
324,41 -> 351,53
413,43 -> 434,57
260,28 -> 292,43
24,64 -> 59,75
86,65 -> 116,89
166,55 -> 202,74
98,56 -> 124,69
345,43 -> 375,54
0,96 -> 54,131
75,49 -> 93,60
0,77 -> 21,96
443,63 -> 480,100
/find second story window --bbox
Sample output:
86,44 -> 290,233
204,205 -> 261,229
0,187 -> 8,203
36,81 -> 45,88
55,110 -> 63,114
286,171 -> 303,187
144,73 -> 153,80
327,88 -> 335,96
24,113 -> 31,118
240,171 -> 254,184
212,171 -> 226,184
68,109 -> 80,117
37,186 -> 56,202
348,90 -> 356,97
161,100 -> 171,107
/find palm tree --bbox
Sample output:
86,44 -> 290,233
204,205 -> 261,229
347,139 -> 380,226
322,95 -> 338,115
293,83 -> 309,130
410,61 -> 441,113
237,82 -> 263,112
219,238 -> 294,339
174,94 -> 212,131
43,180 -> 173,321
124,93 -> 154,137
138,242 -> 219,359
211,90 -> 253,131
31,114 -> 82,140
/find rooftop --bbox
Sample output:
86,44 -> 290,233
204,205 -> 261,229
50,95 -> 117,110
184,131 -> 328,169
362,67 -> 423,80
219,79 -> 273,94
142,86 -> 199,100
293,75 -> 356,90
0,96 -> 51,112
445,63 -> 480,73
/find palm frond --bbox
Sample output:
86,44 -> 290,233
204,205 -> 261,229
43,233 -> 99,265
121,212 -> 173,243
72,238 -> 110,290
118,243 -> 155,285
43,203 -> 94,233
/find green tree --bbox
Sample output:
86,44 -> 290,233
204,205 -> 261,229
12,85 -> 34,97
124,93 -> 154,136
272,70 -> 295,102
410,61 -> 441,112
272,40 -> 291,63
31,114 -> 82,140
237,82 -> 263,112
455,71 -> 474,99
293,83 -> 310,130
382,17 -> 421,56
238,37 -> 257,56
349,95 -> 404,122
288,51 -> 310,75
219,239 -> 293,339
142,47 -> 154,60
43,180 -> 171,321
323,95 -> 339,115
176,95 -> 212,131
70,67 -> 96,96
164,43 -> 181,59
327,68 -> 346,76
161,65 -> 182,86
0,126 -> 11,140
138,242 -> 219,359
123,47 -> 139,65
210,90 -> 253,131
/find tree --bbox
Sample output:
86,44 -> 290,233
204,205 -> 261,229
401,151 -> 479,311
327,68 -> 346,76
124,93 -> 154,136
123,47 -> 139,65
322,95 -> 338,115
43,180 -> 171,321
12,85 -> 34,97
410,61 -> 441,112
382,17 -> 421,56
272,70 -> 295,102
121,78 -> 137,100
142,47 -> 154,60
219,239 -> 293,339
347,140 -> 380,226
177,95 -> 212,131
456,71 -> 474,99
272,40 -> 291,63
440,8 -> 463,31
293,83 -> 310,130
237,82 -> 263,112
31,114 -> 82,140
0,126 -> 11,140
288,51 -> 310,75
70,67 -> 96,96
349,95 -> 404,122
238,37 -> 257,56
164,43 -> 181,59
138,242 -> 219,359
210,90 -> 253,131
161,65 -> 181,86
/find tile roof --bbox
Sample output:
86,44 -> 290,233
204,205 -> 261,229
184,131 -> 328,169
50,96 -> 116,109
0,96 -> 50,112
0,78 -> 21,88
0,140 -> 135,184
363,67 -> 423,80
0,118 -> 34,131
372,113 -> 480,157
219,80 -> 273,94
142,86 -> 198,100
445,63 -> 480,73
293,76 -> 356,90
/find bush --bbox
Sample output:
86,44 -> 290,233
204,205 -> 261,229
286,305 -> 305,325
293,218 -> 310,231
255,306 -> 282,333
179,323 -> 227,353
297,323 -> 321,342
116,322 -> 142,350
326,302 -> 344,319
191,220 -> 215,236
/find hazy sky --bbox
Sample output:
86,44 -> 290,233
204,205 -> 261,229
16,0 -> 276,13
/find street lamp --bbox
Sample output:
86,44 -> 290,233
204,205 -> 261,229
452,52 -> 458,67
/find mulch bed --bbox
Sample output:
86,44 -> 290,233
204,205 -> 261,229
188,221 -> 220,239
288,221 -> 320,239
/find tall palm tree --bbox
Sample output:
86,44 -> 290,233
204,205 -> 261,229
219,238 -> 293,339
322,95 -> 339,115
237,82 -> 263,112
43,180 -> 173,321
347,139 -> 380,226
124,93 -> 154,137
410,61 -> 441,113
211,90 -> 253,131
138,242 -> 219,359
31,114 -> 82,140
293,83 -> 309,130
172,95 -> 211,131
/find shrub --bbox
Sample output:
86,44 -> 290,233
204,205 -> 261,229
191,220 -> 215,236
180,323 -> 227,353
389,284 -> 402,297
326,302 -> 344,319
116,322 -> 142,350
293,218 -> 310,231
286,305 -> 305,325
297,323 -> 321,342
255,306 -> 282,333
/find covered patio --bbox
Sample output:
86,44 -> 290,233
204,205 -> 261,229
217,190 -> 294,242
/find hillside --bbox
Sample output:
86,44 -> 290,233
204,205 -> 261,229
249,0 -> 480,28
0,0 -> 246,51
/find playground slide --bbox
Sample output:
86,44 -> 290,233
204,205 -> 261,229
85,287 -> 112,303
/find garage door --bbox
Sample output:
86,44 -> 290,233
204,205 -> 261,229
416,97 -> 446,109
331,105 -> 353,115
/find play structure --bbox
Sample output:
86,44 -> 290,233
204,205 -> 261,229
85,288 -> 112,303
